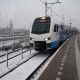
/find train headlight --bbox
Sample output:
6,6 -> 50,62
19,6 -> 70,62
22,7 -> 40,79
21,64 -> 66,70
44,38 -> 48,41
30,37 -> 35,41
32,38 -> 35,41
44,37 -> 51,41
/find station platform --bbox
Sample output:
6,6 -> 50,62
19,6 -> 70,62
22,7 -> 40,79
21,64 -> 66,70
38,35 -> 80,80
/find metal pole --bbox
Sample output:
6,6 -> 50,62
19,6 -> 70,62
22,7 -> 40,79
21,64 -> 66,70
6,52 -> 8,67
45,1 -> 47,16
3,37 -> 4,48
30,47 -> 31,55
21,48 -> 23,59
51,8 -> 52,16
29,36 -> 31,55
13,33 -> 15,51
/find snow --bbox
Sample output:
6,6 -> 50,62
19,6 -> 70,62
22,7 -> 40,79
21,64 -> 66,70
0,49 -> 27,62
0,40 -> 20,47
0,52 -> 49,80
0,49 -> 38,78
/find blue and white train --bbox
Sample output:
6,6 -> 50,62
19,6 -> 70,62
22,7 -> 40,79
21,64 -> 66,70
30,16 -> 74,51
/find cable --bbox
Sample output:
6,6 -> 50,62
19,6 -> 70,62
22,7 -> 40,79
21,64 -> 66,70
47,1 -> 61,10
40,0 -> 45,4
60,4 -> 71,19
51,12 -> 63,23
39,0 -> 72,25
60,4 -> 79,27
51,9 -> 62,18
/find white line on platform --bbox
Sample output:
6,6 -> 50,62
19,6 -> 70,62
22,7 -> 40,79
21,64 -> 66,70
56,77 -> 60,80
64,54 -> 67,56
61,63 -> 64,66
62,57 -> 66,60
62,60 -> 65,63
63,55 -> 67,58
58,71 -> 62,76
59,67 -> 63,70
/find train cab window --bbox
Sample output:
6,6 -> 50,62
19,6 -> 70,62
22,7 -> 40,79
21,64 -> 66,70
31,17 -> 51,34
54,24 -> 58,32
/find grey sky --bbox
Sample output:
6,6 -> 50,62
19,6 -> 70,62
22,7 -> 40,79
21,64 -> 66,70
0,0 -> 80,29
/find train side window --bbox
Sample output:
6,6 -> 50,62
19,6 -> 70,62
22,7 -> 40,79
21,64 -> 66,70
54,24 -> 58,32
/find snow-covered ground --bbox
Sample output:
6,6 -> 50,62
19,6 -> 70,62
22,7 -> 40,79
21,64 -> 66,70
0,49 -> 38,78
0,40 -> 20,47
0,40 -> 29,57
0,53 -> 49,80
0,49 -> 28,63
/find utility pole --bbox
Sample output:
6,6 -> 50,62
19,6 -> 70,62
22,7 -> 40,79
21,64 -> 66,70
40,0 -> 61,16
45,1 -> 47,16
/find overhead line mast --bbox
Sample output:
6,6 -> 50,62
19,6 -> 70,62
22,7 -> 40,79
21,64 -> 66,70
40,0 -> 61,16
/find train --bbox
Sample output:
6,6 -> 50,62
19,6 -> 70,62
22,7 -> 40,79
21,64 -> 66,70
30,16 -> 77,51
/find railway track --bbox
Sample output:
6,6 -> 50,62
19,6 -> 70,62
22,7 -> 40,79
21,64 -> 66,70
0,37 -> 64,79
0,49 -> 54,80
0,40 -> 62,79
25,39 -> 69,80
0,46 -> 33,64
26,53 -> 51,80
0,49 -> 38,78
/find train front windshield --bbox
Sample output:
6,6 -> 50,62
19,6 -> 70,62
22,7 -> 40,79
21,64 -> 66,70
31,17 -> 51,34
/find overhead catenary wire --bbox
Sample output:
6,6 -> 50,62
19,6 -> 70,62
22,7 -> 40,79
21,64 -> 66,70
39,0 -> 64,21
47,5 -> 65,24
39,0 -> 76,26
40,0 -> 45,4
59,4 -> 72,21
60,4 -> 78,27
51,11 -> 63,23
50,4 -> 72,25
46,2 -> 70,24
50,8 -> 62,18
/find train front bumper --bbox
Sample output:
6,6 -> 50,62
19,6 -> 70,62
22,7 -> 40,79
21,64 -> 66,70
34,41 -> 46,51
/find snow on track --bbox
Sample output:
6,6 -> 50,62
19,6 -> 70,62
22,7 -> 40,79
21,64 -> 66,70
0,50 -> 37,77
0,53 -> 50,80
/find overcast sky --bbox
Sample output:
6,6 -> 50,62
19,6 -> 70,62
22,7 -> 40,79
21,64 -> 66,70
0,0 -> 80,29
